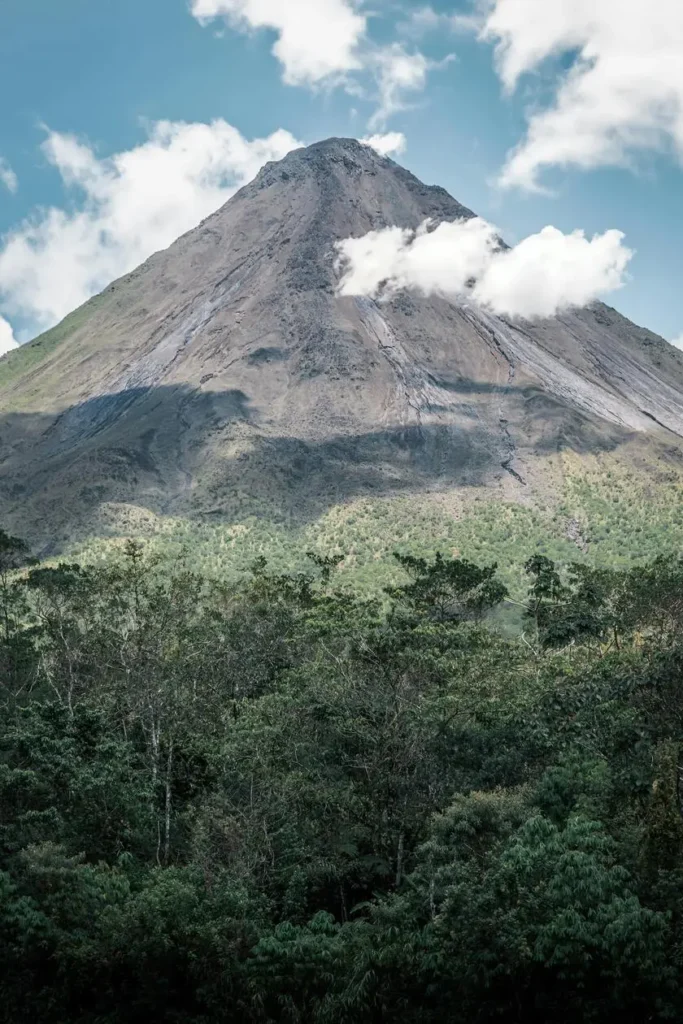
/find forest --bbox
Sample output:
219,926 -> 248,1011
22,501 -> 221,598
2,527 -> 683,1022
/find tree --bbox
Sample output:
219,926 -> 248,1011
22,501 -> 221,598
372,796 -> 670,1023
0,530 -> 36,696
390,552 -> 508,623
2,539 -> 683,1022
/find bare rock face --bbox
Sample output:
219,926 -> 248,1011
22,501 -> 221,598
1,137 -> 683,547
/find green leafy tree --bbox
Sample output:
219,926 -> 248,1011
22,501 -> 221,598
1,531 -> 683,1022
0,530 -> 37,695
390,552 -> 508,623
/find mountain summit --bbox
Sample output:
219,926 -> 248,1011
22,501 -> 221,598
1,137 -> 683,548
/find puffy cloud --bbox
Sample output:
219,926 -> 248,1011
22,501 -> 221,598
672,335 -> 683,350
190,0 -> 366,85
337,219 -> 497,300
0,120 -> 301,333
0,158 -> 17,194
472,225 -> 633,318
360,132 -> 407,157
336,217 -> 633,319
481,0 -> 683,189
0,315 -> 18,356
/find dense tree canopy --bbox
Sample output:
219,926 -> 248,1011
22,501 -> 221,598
1,532 -> 683,1022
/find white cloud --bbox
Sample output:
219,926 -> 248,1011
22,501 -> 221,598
368,45 -> 434,129
190,0 -> 366,86
472,225 -> 633,318
671,334 -> 683,350
400,6 -> 442,36
360,132 -> 407,157
0,158 -> 17,194
191,2 -> 440,130
337,219 -> 496,299
0,120 -> 301,333
481,0 -> 683,189
0,315 -> 18,356
336,217 -> 633,319
399,5 -> 481,37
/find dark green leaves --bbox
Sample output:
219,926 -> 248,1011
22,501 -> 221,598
1,533 -> 683,1022
390,552 -> 508,623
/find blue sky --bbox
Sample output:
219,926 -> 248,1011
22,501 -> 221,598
0,0 -> 681,351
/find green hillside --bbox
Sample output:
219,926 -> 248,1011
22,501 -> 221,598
69,450 -> 683,600
0,294 -> 106,398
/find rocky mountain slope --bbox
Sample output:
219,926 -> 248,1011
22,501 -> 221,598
1,137 -> 683,552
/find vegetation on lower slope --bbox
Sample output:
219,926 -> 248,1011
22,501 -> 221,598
0,293 -> 106,400
69,452 -> 683,600
3,529 -> 683,1022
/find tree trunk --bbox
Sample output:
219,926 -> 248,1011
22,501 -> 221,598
395,830 -> 405,888
164,738 -> 173,864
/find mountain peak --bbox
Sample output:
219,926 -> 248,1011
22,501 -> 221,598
251,136 -> 393,192
242,135 -> 476,241
298,136 -> 378,155
1,140 -> 683,548
271,136 -> 388,167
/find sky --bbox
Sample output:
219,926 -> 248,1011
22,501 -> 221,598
0,0 -> 682,354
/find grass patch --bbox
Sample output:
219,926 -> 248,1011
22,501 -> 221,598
0,293 -> 106,394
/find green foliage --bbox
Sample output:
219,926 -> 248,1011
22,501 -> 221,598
389,552 -> 508,622
63,449 -> 683,613
2,537 -> 683,1022
524,554 -> 683,650
0,294 -> 106,397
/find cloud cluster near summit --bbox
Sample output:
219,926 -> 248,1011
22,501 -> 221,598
360,133 -> 407,157
336,218 -> 633,320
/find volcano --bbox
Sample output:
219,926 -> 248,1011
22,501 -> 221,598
1,137 -> 683,550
